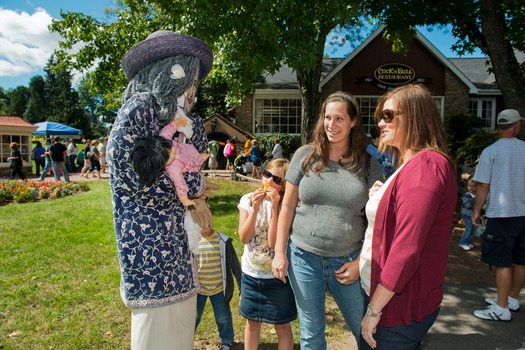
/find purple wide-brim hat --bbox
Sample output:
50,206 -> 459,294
121,30 -> 213,81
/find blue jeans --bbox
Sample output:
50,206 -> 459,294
287,241 -> 365,350
360,307 -> 440,350
51,160 -> 70,182
460,214 -> 475,246
39,159 -> 52,180
195,292 -> 234,345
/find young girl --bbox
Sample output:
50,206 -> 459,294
237,158 -> 297,350
459,178 -> 477,251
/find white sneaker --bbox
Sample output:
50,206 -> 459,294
459,244 -> 471,251
474,303 -> 511,321
484,297 -> 520,311
468,244 -> 474,248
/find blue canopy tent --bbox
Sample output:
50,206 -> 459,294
33,121 -> 82,138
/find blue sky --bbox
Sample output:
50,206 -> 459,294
0,0 -> 484,90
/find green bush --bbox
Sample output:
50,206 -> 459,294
253,133 -> 302,160
445,113 -> 482,158
455,128 -> 499,165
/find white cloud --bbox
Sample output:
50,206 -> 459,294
0,7 -> 61,77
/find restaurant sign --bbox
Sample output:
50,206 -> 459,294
374,63 -> 415,86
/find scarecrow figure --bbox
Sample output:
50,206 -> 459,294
107,30 -> 214,349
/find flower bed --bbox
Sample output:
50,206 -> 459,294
0,180 -> 90,205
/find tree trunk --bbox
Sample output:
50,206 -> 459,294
297,67 -> 321,145
480,0 -> 525,138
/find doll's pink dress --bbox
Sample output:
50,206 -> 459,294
159,121 -> 204,197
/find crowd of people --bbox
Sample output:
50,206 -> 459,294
8,29 -> 520,350
8,136 -> 110,182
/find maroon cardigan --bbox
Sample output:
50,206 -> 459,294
370,151 -> 457,327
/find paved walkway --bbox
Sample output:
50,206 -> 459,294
423,230 -> 525,349
27,170 -> 109,183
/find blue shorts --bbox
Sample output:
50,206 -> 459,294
239,273 -> 297,324
481,216 -> 525,267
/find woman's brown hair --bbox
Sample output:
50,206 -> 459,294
302,91 -> 368,176
375,84 -> 453,166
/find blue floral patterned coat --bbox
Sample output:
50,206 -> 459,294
107,92 -> 206,308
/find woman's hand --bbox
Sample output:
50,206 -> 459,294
272,251 -> 289,283
334,259 -> 359,285
369,180 -> 384,198
361,314 -> 379,348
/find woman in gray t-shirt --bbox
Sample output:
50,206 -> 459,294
272,92 -> 382,348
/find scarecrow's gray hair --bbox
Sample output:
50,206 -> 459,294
122,55 -> 199,122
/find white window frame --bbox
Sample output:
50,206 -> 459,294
253,90 -> 302,135
468,98 -> 497,129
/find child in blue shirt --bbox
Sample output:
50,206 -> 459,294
459,178 -> 477,250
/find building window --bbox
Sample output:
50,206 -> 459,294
1,134 -> 30,164
254,97 -> 302,135
357,96 -> 444,136
356,97 -> 381,135
468,99 -> 496,128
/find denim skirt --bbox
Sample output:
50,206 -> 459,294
239,273 -> 297,324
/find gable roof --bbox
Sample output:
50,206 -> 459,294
0,116 -> 38,129
320,25 -> 478,94
257,58 -> 344,89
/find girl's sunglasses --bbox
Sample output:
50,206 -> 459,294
262,169 -> 283,185
378,109 -> 402,123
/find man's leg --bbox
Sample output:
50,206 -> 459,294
510,264 -> 525,299
51,161 -> 60,180
496,267 -> 512,308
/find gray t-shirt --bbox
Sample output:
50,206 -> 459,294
473,138 -> 525,217
286,145 -> 382,257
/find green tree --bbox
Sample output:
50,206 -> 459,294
24,75 -> 47,123
4,86 -> 29,117
77,75 -> 98,116
51,0 -> 368,143
0,88 -> 7,115
193,80 -> 229,119
43,56 -> 87,130
363,0 -> 525,127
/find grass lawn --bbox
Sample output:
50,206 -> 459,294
0,179 -> 352,349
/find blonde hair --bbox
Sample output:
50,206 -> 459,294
264,158 -> 290,198
375,84 -> 453,166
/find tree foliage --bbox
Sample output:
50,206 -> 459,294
4,86 -> 29,118
363,0 -> 525,129
24,76 -> 47,123
51,0 -> 368,143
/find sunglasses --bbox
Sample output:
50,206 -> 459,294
378,109 -> 403,123
262,169 -> 283,185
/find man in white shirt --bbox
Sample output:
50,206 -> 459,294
472,109 -> 525,322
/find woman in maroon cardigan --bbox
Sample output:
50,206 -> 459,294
359,84 -> 457,349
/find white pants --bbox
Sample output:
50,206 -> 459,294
131,296 -> 197,350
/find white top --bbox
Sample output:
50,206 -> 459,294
473,138 -> 525,217
272,143 -> 283,159
238,193 -> 276,279
359,165 -> 404,295
67,143 -> 78,156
